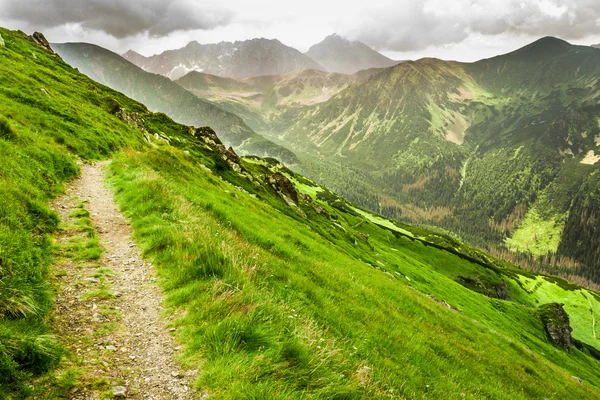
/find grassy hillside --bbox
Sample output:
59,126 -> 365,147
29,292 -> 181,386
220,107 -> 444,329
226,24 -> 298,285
52,42 -> 298,164
3,27 -> 600,398
0,28 -> 148,396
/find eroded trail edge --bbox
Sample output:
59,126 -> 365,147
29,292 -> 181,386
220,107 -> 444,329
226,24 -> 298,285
51,161 -> 196,399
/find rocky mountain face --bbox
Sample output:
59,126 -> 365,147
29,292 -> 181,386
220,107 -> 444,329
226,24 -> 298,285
305,34 -> 399,74
123,38 -> 324,80
52,42 -> 297,163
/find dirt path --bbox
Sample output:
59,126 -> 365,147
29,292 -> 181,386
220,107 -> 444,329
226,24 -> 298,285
51,161 -> 198,399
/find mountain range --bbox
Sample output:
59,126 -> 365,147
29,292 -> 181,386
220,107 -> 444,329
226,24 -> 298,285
123,35 -> 398,80
122,38 -> 324,80
167,36 -> 600,284
65,35 -> 600,284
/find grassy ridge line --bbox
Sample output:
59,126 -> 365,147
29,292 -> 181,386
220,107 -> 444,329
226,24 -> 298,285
107,147 -> 600,399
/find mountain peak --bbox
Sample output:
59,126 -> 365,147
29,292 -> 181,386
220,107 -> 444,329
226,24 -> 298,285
185,40 -> 202,48
515,36 -> 572,56
121,49 -> 148,65
123,49 -> 142,57
306,34 -> 397,74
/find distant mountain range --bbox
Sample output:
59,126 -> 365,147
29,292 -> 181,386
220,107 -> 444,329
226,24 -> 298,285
122,38 -> 324,80
306,34 -> 399,74
592,44 -> 600,49
123,35 -> 398,80
52,42 -> 297,163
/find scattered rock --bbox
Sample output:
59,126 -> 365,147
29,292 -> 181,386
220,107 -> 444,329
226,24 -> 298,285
539,303 -> 573,349
572,376 -> 583,384
315,206 -> 329,216
426,294 -> 458,312
85,277 -> 100,283
357,232 -> 369,242
106,345 -> 117,351
112,385 -> 127,397
298,193 -> 312,202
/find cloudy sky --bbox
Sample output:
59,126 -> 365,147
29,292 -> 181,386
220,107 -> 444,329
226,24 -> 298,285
1,0 -> 599,61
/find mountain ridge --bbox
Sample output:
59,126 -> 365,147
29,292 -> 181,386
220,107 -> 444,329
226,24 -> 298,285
123,37 -> 325,80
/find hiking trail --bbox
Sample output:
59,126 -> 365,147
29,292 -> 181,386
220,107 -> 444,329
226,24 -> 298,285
51,161 -> 198,399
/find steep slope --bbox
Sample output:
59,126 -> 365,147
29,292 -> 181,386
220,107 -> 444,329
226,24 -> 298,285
176,68 -> 374,132
306,34 -> 399,74
123,38 -> 324,80
4,27 -> 600,399
273,37 -> 600,281
52,42 -> 297,163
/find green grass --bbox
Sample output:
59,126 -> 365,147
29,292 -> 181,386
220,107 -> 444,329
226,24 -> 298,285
106,147 -> 600,399
505,207 -> 566,256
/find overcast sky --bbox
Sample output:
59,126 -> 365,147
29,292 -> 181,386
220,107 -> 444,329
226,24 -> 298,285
1,0 -> 600,62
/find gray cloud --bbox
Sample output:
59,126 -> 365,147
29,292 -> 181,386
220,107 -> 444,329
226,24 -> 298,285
340,0 -> 600,52
1,0 -> 234,38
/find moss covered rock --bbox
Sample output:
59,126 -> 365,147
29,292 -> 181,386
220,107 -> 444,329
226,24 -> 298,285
539,303 -> 573,349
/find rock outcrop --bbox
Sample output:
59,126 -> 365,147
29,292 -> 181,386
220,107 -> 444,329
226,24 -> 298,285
31,32 -> 55,54
539,303 -> 573,349
0,34 -> 5,47
269,173 -> 299,206
456,275 -> 509,300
